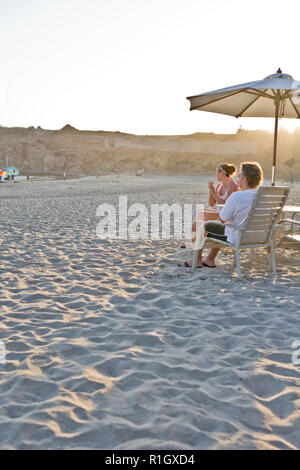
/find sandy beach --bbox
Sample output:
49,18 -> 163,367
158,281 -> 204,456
0,174 -> 299,450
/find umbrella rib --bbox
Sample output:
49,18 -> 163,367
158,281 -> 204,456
188,89 -> 247,110
281,90 -> 293,100
276,89 -> 300,118
235,93 -> 262,118
244,89 -> 274,99
188,88 -> 273,110
236,88 -> 271,118
288,95 -> 300,118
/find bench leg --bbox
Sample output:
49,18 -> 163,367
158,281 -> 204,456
235,248 -> 242,280
270,244 -> 276,275
192,249 -> 199,270
249,248 -> 255,265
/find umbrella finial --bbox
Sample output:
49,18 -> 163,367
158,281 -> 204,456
277,67 -> 282,73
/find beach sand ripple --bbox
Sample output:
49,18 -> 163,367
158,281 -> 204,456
0,176 -> 299,449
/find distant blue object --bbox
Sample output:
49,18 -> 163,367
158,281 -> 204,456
6,166 -> 19,176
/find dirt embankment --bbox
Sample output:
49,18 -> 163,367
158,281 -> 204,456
0,124 -> 299,179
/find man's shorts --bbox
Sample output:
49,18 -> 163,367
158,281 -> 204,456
205,222 -> 227,242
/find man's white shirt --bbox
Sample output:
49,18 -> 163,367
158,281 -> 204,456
220,189 -> 257,244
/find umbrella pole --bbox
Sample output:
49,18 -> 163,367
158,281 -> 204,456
272,99 -> 280,186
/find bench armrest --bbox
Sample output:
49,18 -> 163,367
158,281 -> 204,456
285,218 -> 300,227
225,223 -> 245,231
277,218 -> 300,227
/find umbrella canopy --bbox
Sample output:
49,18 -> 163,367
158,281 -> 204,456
187,69 -> 300,185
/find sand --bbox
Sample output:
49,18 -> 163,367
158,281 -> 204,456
0,174 -> 299,450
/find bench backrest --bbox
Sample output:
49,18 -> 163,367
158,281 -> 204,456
240,186 -> 290,246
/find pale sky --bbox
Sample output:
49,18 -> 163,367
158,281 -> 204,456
1,0 -> 300,135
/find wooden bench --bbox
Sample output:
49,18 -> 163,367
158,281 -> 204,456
192,186 -> 290,279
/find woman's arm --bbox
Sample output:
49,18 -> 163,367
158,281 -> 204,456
208,182 -> 216,207
212,183 -> 228,204
223,177 -> 236,198
213,193 -> 228,204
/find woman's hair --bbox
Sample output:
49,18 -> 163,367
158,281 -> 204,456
240,162 -> 263,188
217,163 -> 237,177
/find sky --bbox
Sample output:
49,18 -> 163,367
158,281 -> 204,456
1,0 -> 300,135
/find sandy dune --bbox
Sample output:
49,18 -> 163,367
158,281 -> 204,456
0,175 -> 299,449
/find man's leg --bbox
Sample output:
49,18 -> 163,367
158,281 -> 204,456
181,248 -> 203,268
191,210 -> 219,244
180,222 -> 225,269
192,248 -> 204,267
202,222 -> 226,267
203,247 -> 221,267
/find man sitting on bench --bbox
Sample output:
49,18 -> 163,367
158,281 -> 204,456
182,161 -> 263,268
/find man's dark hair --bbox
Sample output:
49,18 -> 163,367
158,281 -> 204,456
240,162 -> 263,188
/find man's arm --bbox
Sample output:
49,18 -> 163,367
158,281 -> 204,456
219,193 -> 236,223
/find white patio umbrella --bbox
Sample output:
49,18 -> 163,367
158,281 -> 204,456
187,69 -> 300,185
